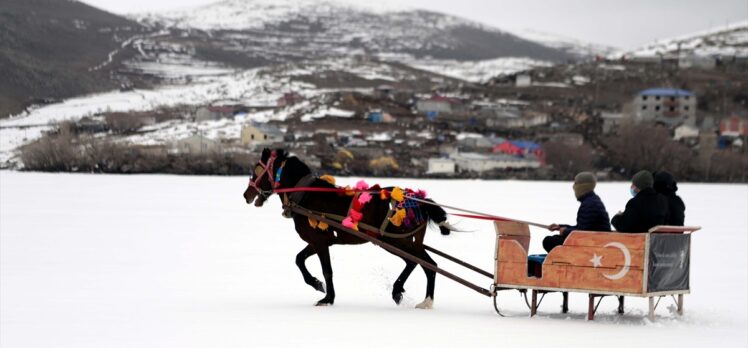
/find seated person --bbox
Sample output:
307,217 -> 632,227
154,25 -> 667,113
653,170 -> 685,226
543,172 -> 611,253
611,170 -> 669,232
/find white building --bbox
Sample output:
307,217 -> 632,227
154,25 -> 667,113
426,158 -> 456,175
601,112 -> 625,134
674,124 -> 700,141
678,55 -> 717,70
171,134 -> 221,154
416,96 -> 463,114
631,88 -> 697,127
240,124 -> 284,147
452,152 -> 540,173
516,74 -> 532,87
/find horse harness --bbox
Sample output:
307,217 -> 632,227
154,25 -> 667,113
280,174 -> 426,240
250,152 -> 426,240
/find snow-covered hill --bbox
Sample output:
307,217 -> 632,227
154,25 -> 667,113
621,21 -> 748,58
516,29 -> 618,58
135,0 -> 574,63
0,57 -> 440,163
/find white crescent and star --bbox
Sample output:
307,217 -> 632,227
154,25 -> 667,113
588,242 -> 632,280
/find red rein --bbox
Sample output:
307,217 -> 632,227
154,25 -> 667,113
248,156 -> 518,224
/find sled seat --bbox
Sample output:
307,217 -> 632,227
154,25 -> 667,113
527,254 -> 547,264
527,254 -> 548,278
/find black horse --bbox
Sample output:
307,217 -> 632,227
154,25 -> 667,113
243,148 -> 452,308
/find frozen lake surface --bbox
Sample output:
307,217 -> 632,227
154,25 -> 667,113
1,172 -> 746,347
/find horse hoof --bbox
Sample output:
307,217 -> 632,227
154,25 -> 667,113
415,297 -> 433,309
315,299 -> 334,306
392,291 -> 404,305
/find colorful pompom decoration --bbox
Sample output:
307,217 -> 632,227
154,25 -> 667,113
320,175 -> 336,185
391,187 -> 405,202
344,185 -> 356,196
389,208 -> 407,227
355,180 -> 369,191
358,192 -> 372,205
380,189 -> 391,200
309,217 -> 329,231
342,216 -> 358,231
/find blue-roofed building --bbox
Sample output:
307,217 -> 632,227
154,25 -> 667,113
632,88 -> 697,127
639,88 -> 694,97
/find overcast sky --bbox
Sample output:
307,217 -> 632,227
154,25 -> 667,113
79,0 -> 748,49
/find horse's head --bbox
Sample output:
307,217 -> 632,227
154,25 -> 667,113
244,148 -> 286,207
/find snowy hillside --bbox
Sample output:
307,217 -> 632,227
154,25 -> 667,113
516,29 -> 619,57
134,0 -> 573,67
622,20 -> 748,58
1,172 -> 746,347
0,57 -> 437,163
139,0 -> 410,32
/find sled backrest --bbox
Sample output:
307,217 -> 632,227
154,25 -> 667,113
494,220 -> 531,252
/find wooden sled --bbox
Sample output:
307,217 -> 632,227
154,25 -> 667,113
494,221 -> 700,320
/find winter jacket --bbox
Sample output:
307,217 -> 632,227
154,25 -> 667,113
561,191 -> 611,236
654,171 -> 685,226
611,187 -> 669,232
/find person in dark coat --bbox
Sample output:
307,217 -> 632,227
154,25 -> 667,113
611,170 -> 669,232
543,172 -> 611,252
653,170 -> 685,226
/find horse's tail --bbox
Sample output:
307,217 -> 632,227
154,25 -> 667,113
422,198 -> 452,235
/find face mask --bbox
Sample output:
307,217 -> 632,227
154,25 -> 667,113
630,187 -> 638,197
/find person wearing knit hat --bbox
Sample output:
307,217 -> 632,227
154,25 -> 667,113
653,170 -> 685,226
542,172 -> 611,253
611,170 -> 669,232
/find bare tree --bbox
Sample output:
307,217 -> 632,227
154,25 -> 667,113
604,124 -> 694,177
104,113 -> 144,134
542,139 -> 596,179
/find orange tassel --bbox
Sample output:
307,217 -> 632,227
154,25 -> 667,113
320,175 -> 336,185
389,208 -> 406,227
391,187 -> 405,202
380,189 -> 390,200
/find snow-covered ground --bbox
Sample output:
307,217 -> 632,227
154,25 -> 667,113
1,171 -> 746,347
404,57 -> 552,83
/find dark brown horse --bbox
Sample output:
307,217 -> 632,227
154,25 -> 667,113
243,148 -> 452,308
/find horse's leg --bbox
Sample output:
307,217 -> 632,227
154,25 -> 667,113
392,258 -> 417,305
296,244 -> 324,293
314,244 -> 335,306
414,250 -> 437,309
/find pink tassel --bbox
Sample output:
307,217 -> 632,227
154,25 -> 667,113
358,192 -> 372,205
349,209 -> 363,222
342,217 -> 356,229
355,180 -> 369,191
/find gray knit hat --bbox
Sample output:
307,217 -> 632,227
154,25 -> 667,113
632,170 -> 654,190
573,172 -> 596,198
574,172 -> 597,185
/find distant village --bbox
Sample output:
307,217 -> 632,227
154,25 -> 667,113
29,53 -> 748,181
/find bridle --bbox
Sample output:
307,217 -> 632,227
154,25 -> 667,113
248,151 -> 283,200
